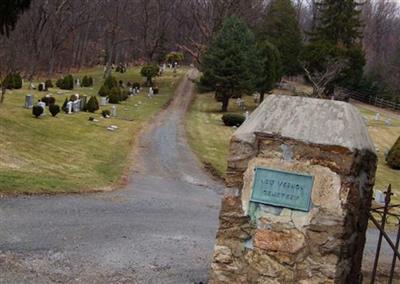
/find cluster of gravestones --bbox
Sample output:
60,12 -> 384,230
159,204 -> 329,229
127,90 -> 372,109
25,94 -> 86,116
62,94 -> 87,114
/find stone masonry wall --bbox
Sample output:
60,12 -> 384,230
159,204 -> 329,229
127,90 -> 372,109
209,134 -> 377,284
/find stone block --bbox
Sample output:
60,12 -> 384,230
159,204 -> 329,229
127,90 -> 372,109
210,95 -> 377,283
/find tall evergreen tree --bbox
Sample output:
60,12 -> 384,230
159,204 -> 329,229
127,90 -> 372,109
255,41 -> 282,102
314,0 -> 363,47
302,0 -> 365,95
257,0 -> 303,76
200,16 -> 258,112
0,0 -> 31,37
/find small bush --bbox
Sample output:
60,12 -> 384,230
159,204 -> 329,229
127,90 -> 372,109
62,98 -> 69,112
49,104 -> 61,117
70,94 -> 78,102
2,73 -> 22,89
387,136 -> 400,169
121,90 -> 130,101
38,83 -> 45,92
45,79 -> 53,89
104,76 -> 118,90
41,96 -> 56,106
32,106 -> 44,118
13,73 -> 23,89
56,74 -> 74,90
98,85 -> 110,97
132,82 -> 140,89
222,114 -> 246,127
86,96 -> 99,113
56,78 -> 64,88
102,109 -> 111,118
82,76 -> 93,87
108,87 -> 122,104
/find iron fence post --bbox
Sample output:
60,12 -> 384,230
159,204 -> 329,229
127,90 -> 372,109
388,220 -> 400,284
370,185 -> 392,284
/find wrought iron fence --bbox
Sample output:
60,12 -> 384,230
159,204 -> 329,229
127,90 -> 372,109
368,185 -> 400,284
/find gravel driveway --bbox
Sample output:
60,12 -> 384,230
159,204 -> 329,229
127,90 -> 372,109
0,69 -> 223,284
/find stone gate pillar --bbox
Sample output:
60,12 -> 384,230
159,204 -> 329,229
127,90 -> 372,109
209,95 -> 378,283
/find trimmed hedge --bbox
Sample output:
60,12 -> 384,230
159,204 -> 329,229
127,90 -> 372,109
56,74 -> 74,90
41,96 -> 56,106
86,96 -> 99,113
98,85 -> 109,97
108,87 -> 122,104
387,136 -> 400,169
32,106 -> 43,118
49,104 -> 61,117
45,79 -> 53,89
222,113 -> 245,127
2,73 -> 22,89
82,76 -> 93,87
102,109 -> 111,118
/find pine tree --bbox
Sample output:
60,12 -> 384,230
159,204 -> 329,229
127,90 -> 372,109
257,0 -> 303,76
255,41 -> 282,102
387,136 -> 400,169
303,0 -> 365,94
314,0 -> 363,48
200,16 -> 258,112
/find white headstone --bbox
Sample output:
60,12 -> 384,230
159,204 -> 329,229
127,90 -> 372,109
111,105 -> 117,117
67,101 -> 73,114
100,96 -> 107,106
73,100 -> 81,112
384,119 -> 392,126
375,113 -> 381,121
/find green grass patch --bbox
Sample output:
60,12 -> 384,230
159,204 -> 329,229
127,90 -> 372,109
0,67 -> 185,194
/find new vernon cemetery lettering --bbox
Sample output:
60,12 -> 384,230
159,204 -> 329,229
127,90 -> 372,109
251,167 -> 314,212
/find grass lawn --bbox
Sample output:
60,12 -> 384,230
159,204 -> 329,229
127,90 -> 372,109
0,67 -> 185,194
187,92 -> 400,203
186,92 -> 258,177
356,105 -> 400,203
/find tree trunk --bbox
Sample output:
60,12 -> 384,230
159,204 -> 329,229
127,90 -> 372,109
260,91 -> 265,103
221,94 -> 229,112
0,87 -> 6,104
147,76 -> 153,87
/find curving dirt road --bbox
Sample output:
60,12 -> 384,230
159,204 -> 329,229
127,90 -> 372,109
0,69 -> 223,283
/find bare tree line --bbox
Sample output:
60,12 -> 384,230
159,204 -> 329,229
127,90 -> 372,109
0,0 -> 399,90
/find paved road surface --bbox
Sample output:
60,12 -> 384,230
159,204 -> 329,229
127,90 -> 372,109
0,69 -> 223,283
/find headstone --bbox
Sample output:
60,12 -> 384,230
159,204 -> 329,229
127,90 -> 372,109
80,96 -> 87,110
73,100 -> 80,112
111,105 -> 117,117
25,94 -> 34,109
66,101 -> 73,114
245,111 -> 250,120
148,87 -> 154,99
100,96 -> 107,106
375,112 -> 381,121
209,95 -> 378,284
76,79 -> 80,88
385,118 -> 392,126
375,190 -> 385,205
